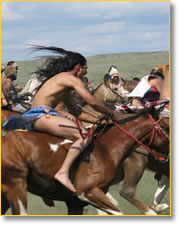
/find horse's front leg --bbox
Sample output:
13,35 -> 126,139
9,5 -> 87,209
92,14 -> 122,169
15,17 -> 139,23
120,153 -> 157,215
77,187 -> 123,215
5,179 -> 28,215
74,160 -> 123,215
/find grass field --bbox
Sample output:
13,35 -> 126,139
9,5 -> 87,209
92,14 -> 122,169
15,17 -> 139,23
5,171 -> 170,216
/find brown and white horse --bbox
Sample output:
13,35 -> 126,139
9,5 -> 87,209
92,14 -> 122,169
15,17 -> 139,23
1,113 -> 169,215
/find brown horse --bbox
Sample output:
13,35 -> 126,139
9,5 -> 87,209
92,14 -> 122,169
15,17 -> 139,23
1,110 -> 21,124
1,113 -> 169,215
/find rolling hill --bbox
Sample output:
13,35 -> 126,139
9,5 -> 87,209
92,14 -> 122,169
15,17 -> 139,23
4,51 -> 169,87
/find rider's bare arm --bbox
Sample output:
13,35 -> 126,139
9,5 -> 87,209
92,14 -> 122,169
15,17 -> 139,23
78,112 -> 100,123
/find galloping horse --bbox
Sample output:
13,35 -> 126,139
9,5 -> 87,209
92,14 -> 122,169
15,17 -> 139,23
1,113 -> 169,215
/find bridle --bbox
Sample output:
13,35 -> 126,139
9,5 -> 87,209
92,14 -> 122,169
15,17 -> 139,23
146,114 -> 169,146
104,82 -> 124,101
113,114 -> 169,162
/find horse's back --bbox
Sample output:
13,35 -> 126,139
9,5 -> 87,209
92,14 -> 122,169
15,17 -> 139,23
1,110 -> 21,124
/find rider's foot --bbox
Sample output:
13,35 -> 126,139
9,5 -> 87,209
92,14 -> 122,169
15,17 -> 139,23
54,172 -> 77,193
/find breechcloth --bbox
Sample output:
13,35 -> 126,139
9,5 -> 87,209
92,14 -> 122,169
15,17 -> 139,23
3,105 -> 62,131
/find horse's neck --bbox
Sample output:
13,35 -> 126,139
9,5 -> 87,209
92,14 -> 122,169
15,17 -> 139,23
94,84 -> 107,101
98,116 -> 153,165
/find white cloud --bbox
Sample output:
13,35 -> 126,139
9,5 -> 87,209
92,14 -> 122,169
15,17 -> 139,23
141,32 -> 164,40
82,22 -> 126,34
1,2 -> 24,21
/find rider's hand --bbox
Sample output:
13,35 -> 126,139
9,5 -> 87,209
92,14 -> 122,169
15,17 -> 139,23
112,111 -> 119,122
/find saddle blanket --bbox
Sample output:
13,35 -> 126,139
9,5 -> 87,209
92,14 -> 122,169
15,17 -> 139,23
2,105 -> 62,131
114,99 -> 169,117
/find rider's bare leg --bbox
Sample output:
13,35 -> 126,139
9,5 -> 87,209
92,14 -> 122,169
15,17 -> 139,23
54,137 -> 91,192
33,114 -> 91,192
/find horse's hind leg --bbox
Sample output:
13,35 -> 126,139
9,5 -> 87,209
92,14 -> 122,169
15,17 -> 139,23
78,187 -> 123,215
1,195 -> 10,215
6,179 -> 28,215
120,154 -> 157,215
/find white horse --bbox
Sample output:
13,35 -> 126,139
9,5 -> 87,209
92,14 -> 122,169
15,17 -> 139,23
19,73 -> 42,103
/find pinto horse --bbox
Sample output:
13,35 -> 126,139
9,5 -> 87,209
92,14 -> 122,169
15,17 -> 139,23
1,113 -> 169,215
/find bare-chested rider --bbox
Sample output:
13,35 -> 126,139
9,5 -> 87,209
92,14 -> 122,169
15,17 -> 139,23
27,46 -> 119,192
2,65 -> 30,113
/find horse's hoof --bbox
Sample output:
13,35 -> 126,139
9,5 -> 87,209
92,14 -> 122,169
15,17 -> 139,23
150,203 -> 169,213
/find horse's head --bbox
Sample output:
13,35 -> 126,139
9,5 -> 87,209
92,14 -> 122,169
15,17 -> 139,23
155,64 -> 169,77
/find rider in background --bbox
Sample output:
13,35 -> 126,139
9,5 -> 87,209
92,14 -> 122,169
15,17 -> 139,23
1,65 -> 30,113
107,65 -> 122,89
82,76 -> 94,94
129,69 -> 164,107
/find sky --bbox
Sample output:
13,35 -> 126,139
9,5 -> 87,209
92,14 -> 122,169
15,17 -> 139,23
1,1 -> 169,63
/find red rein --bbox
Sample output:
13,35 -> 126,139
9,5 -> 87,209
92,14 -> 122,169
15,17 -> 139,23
113,114 -> 168,162
76,114 -> 169,162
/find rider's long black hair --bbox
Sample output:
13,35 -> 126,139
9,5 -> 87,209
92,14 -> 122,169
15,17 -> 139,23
30,45 -> 87,90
